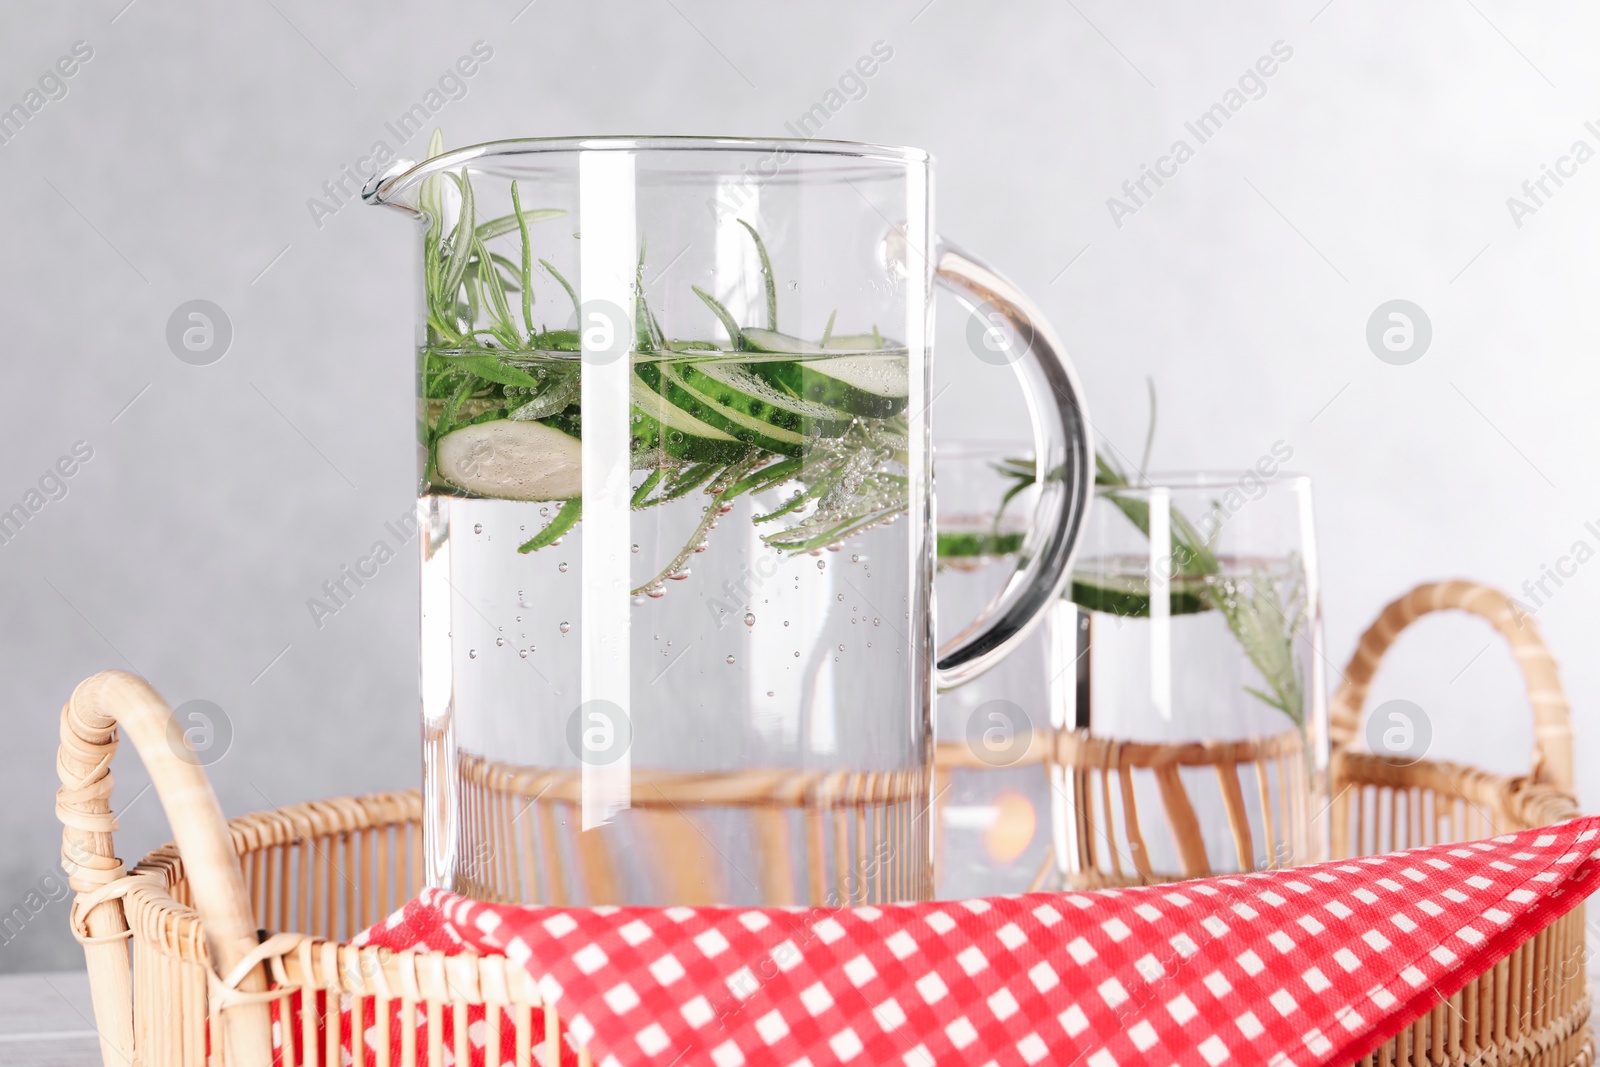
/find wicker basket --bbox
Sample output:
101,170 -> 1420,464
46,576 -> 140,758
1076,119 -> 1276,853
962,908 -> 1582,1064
57,580 -> 1587,1067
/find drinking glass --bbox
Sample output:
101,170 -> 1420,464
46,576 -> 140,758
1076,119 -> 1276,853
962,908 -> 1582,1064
364,136 -> 1093,906
933,442 -> 1058,898
1055,470 -> 1327,884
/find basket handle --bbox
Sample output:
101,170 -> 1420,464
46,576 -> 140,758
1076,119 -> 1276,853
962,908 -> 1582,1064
57,670 -> 272,1067
1328,580 -> 1573,792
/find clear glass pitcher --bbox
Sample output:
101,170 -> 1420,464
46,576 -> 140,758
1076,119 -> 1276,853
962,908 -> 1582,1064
364,135 -> 1091,907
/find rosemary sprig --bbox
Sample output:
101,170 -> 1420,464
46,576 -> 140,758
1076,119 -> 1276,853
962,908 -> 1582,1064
1093,449 -> 1306,726
415,134 -> 912,592
632,454 -> 763,595
519,498 -> 581,553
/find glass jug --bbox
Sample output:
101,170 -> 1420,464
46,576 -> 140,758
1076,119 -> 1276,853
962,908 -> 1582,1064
364,135 -> 1091,907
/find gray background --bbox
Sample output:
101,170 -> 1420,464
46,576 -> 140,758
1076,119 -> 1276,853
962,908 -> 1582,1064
3,0 -> 1596,973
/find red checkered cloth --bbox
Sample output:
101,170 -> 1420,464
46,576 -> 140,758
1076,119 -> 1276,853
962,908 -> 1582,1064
299,817 -> 1600,1067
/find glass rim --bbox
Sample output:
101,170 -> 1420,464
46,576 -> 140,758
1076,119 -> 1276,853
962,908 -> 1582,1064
935,439 -> 1034,460
365,135 -> 929,208
1096,470 -> 1311,493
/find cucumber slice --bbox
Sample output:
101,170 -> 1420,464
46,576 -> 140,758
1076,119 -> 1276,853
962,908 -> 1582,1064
1069,572 -> 1212,618
751,353 -> 910,418
627,375 -> 748,464
936,529 -> 1026,560
436,419 -> 582,501
631,415 -> 747,464
820,333 -> 888,352
741,328 -> 823,355
676,361 -> 854,438
636,363 -> 812,457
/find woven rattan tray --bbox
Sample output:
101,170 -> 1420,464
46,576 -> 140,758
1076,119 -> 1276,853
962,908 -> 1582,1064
56,580 -> 1586,1067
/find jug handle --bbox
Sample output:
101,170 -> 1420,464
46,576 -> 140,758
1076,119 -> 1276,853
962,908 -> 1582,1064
932,240 -> 1093,691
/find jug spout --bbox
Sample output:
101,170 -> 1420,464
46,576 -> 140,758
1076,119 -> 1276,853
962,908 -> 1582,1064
362,157 -> 422,214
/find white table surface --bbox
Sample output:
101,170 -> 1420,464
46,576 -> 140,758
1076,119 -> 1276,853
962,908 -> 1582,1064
0,972 -> 102,1067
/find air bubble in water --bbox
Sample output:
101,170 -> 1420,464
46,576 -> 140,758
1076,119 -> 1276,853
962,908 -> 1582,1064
816,560 -> 826,571
632,543 -> 640,554
783,620 -> 790,627
558,562 -> 568,573
743,612 -> 756,627
558,621 -> 570,634
793,651 -> 800,658
766,690 -> 775,698
837,593 -> 844,602
837,644 -> 845,652
473,523 -> 483,534
540,507 -> 549,517
726,655 -> 735,665
873,618 -> 881,626
495,637 -> 505,647
519,648 -> 529,658
468,649 -> 477,659
851,554 -> 860,563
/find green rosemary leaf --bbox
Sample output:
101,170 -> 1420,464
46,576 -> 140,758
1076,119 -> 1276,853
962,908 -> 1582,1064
438,169 -> 476,315
426,314 -> 465,346
737,219 -> 777,330
477,207 -> 565,243
510,181 -> 536,337
659,463 -> 718,503
724,456 -> 805,500
456,355 -> 542,390
428,374 -> 476,483
646,303 -> 667,351
753,492 -> 809,524
630,468 -> 664,507
518,498 -> 581,553
993,465 -> 1036,530
540,259 -> 580,318
474,236 -> 519,340
692,286 -> 745,349
762,502 -> 906,553
464,256 -> 521,294
506,373 -> 578,422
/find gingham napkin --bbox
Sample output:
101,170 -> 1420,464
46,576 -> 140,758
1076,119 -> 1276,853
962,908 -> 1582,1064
313,817 -> 1600,1067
